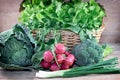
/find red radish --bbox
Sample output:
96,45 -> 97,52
56,54 -> 64,64
68,54 -> 75,61
50,63 -> 60,71
64,56 -> 75,67
40,60 -> 50,68
64,51 -> 70,56
61,64 -> 69,70
55,43 -> 66,54
54,49 -> 60,54
43,50 -> 54,63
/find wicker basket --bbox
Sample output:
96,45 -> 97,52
32,24 -> 105,51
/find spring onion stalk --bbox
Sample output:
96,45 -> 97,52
36,58 -> 120,78
62,68 -> 120,77
36,68 -> 120,78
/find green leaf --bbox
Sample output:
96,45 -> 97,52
73,0 -> 82,3
68,8 -> 75,14
102,44 -> 113,58
99,11 -> 105,17
89,6 -> 95,10
36,13 -> 44,22
56,32 -> 62,43
64,25 -> 80,34
55,1 -> 62,16
96,6 -> 100,12
89,0 -> 95,5
79,30 -> 86,41
0,29 -> 13,45
94,22 -> 101,27
31,0 -> 41,5
0,62 -> 32,71
31,50 -> 44,65
86,30 -> 93,39
45,39 -> 55,45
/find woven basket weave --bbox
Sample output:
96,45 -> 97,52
32,24 -> 105,51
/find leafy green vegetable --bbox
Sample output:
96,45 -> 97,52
19,0 -> 106,42
0,24 -> 36,70
102,44 -> 113,57
71,39 -> 103,66
36,57 -> 120,78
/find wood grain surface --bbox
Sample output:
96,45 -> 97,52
0,0 -> 120,80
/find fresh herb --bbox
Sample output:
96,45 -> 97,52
19,0 -> 106,42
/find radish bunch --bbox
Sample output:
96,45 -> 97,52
40,43 -> 75,71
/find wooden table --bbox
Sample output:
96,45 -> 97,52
0,0 -> 120,80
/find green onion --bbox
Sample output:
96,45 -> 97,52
36,58 -> 120,78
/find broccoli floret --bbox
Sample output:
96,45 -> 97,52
72,39 -> 103,66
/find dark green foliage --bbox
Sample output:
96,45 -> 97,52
0,24 -> 36,70
72,39 -> 103,66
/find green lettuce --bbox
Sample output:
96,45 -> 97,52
19,0 -> 106,42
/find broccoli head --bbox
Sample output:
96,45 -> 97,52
72,39 -> 103,66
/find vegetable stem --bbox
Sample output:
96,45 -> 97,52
36,58 -> 120,78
